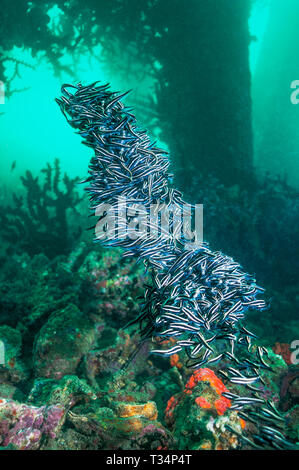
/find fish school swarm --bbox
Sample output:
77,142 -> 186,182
57,82 -> 295,450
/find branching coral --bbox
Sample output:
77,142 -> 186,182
56,82 -> 296,449
0,53 -> 34,98
0,158 -> 83,259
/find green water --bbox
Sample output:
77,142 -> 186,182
0,0 -> 298,187
0,44 -> 159,185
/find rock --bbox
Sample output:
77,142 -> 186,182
0,384 -> 25,402
28,375 -> 97,408
0,326 -> 27,384
43,428 -> 91,450
0,399 -> 65,450
285,405 -> 299,442
66,401 -> 173,450
165,368 -> 247,450
34,304 -> 100,379
84,330 -> 152,387
279,366 -> 299,412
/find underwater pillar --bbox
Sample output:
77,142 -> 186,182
155,0 -> 253,189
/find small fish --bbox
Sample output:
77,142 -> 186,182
229,375 -> 260,385
151,345 -> 182,356
260,407 -> 285,423
232,396 -> 264,405
238,411 -> 259,425
240,326 -> 258,339
225,425 -> 263,450
205,353 -> 223,365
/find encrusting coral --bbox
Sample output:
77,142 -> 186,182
165,368 -> 246,450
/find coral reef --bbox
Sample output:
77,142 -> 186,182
0,243 -> 297,450
3,83 -> 295,451
0,245 -> 172,450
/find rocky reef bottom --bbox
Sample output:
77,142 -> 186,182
0,244 -> 298,450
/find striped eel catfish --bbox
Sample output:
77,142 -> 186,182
56,82 -> 295,450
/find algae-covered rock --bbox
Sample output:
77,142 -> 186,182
285,405 -> 299,442
66,400 -> 172,450
0,326 -> 27,384
28,375 -> 97,407
0,326 -> 22,357
50,368 -> 174,450
256,348 -> 288,403
42,428 -> 92,450
84,329 -> 133,385
0,384 -> 25,402
279,365 -> 299,412
34,304 -> 99,379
